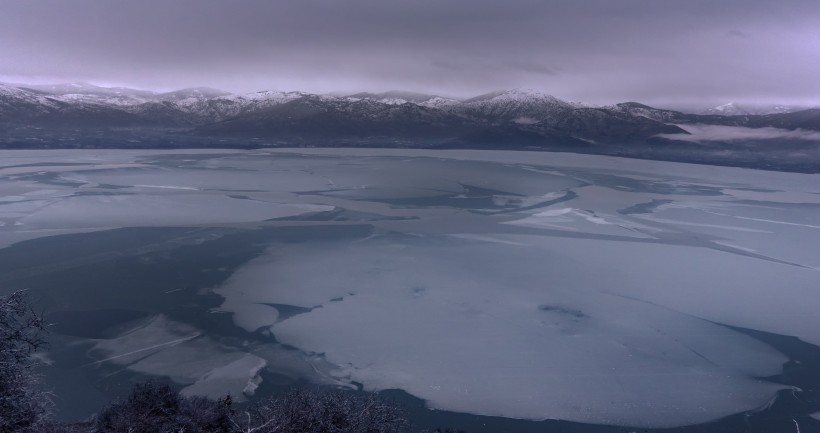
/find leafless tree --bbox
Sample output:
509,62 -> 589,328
95,384 -> 407,433
95,382 -> 232,433
0,290 -> 51,433
234,389 -> 408,433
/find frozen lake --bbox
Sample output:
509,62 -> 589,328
1,148 -> 819,430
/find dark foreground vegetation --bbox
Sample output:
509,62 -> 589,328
0,291 -> 464,433
83,383 -> 407,433
0,291 -> 50,433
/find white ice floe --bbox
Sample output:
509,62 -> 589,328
83,167 -> 332,193
220,235 -> 791,427
181,355 -> 268,398
505,206 -> 654,238
134,184 -> 200,191
721,188 -> 820,204
17,194 -> 332,229
448,233 -> 530,246
534,207 -> 610,224
217,301 -> 280,333
92,315 -> 266,400
636,201 -> 820,268
0,163 -> 148,177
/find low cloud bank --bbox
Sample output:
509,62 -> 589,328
658,124 -> 820,142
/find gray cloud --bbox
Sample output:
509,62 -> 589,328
726,29 -> 751,39
510,61 -> 559,76
1,0 -> 819,107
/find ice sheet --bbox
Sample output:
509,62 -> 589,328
17,194 -> 332,229
1,148 -> 818,428
215,149 -> 820,426
91,315 -> 266,400
222,235 -> 790,427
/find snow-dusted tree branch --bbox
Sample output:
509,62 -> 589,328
0,290 -> 51,433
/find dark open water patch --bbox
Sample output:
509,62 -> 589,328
1,224 -> 372,421
267,207 -> 415,222
47,308 -> 150,339
0,224 -> 372,312
41,335 -> 175,422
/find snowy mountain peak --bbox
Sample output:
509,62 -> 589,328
0,83 -> 28,97
454,89 -> 578,122
703,102 -> 813,116
705,102 -> 746,116
345,91 -> 460,107
237,90 -> 310,101
6,82 -> 159,106
158,87 -> 231,101
20,82 -> 156,97
0,83 -> 57,103
463,88 -> 565,104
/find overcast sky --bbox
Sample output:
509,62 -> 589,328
1,0 -> 818,107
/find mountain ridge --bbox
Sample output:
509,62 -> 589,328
2,83 -> 820,172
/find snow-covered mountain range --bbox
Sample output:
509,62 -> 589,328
703,102 -> 812,116
2,82 -> 820,172
0,83 -> 684,141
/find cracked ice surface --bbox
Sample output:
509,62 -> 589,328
222,235 -> 790,426
2,149 -> 819,427
214,149 -> 820,427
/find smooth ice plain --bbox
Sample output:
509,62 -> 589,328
1,149 -> 819,428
